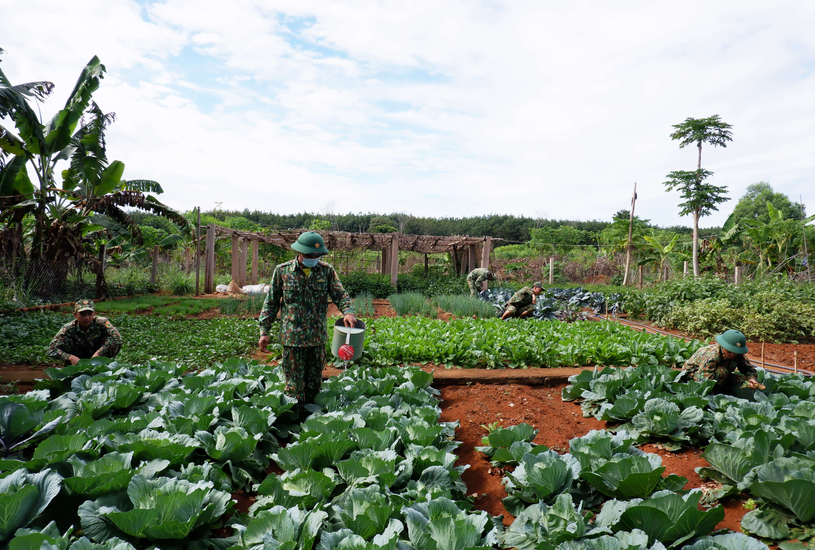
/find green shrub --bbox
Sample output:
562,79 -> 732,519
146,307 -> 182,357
218,294 -> 265,316
165,269 -> 194,296
342,272 -> 393,299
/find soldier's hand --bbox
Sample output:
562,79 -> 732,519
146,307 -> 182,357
747,378 -> 762,389
343,313 -> 357,328
69,355 -> 80,366
258,335 -> 269,352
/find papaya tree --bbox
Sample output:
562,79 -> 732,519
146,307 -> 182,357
667,115 -> 733,277
0,51 -> 187,297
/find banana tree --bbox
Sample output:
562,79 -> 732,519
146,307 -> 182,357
0,52 -> 187,296
638,233 -> 680,282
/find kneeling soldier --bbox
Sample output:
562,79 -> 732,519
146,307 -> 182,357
681,329 -> 761,397
47,299 -> 123,366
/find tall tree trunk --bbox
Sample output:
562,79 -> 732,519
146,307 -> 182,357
693,209 -> 700,277
622,183 -> 637,286
697,141 -> 702,170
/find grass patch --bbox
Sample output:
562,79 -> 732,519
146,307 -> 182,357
152,299 -> 222,317
93,295 -> 181,313
352,293 -> 375,318
388,292 -> 437,317
434,294 -> 497,319
218,294 -> 266,316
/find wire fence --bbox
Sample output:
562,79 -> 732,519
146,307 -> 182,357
1,257 -> 101,306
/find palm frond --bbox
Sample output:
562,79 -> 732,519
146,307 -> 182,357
86,200 -> 142,246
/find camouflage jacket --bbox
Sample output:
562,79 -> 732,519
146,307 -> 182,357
259,259 -> 353,347
682,343 -> 757,380
508,286 -> 534,308
46,317 -> 123,361
467,268 -> 491,285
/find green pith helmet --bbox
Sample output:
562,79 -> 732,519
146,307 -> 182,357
291,231 -> 329,256
716,329 -> 748,355
74,299 -> 95,313
532,282 -> 543,289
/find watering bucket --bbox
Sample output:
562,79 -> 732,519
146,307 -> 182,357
331,318 -> 366,361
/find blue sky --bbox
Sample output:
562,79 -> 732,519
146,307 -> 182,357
1,0 -> 814,227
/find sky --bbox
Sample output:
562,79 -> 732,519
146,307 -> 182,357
1,0 -> 814,228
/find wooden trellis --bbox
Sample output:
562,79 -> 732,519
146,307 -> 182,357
200,226 -> 498,293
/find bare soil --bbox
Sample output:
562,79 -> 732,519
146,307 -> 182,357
438,382 -> 749,533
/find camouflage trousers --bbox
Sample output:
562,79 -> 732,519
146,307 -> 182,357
281,345 -> 326,404
467,277 -> 480,297
686,366 -> 754,399
504,303 -> 535,318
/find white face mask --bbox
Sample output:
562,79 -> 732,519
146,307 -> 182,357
302,257 -> 319,268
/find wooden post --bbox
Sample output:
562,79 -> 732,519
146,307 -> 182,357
380,248 -> 388,275
734,265 -> 741,285
204,223 -> 216,293
195,207 -> 201,296
683,261 -> 688,277
238,239 -> 248,287
623,182 -> 637,286
468,245 -> 477,275
150,245 -> 160,284
451,245 -> 459,275
549,257 -> 554,285
96,244 -> 107,299
761,342 -> 765,370
638,265 -> 643,289
230,235 -> 239,284
390,233 -> 399,287
481,236 -> 492,269
251,239 -> 259,285
794,350 -> 798,374
424,253 -> 429,278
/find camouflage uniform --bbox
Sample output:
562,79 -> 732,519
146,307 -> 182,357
46,317 -> 122,363
259,259 -> 353,403
504,286 -> 536,317
681,343 -> 757,395
467,268 -> 492,297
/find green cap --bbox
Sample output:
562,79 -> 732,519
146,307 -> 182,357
532,282 -> 543,289
74,299 -> 95,313
291,231 -> 329,256
716,329 -> 748,355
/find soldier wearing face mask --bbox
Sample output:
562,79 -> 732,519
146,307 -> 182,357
258,232 -> 356,413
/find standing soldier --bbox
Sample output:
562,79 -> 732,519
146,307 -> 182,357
258,232 -> 356,413
47,299 -> 122,365
466,267 -> 496,297
500,282 -> 544,320
681,329 -> 761,397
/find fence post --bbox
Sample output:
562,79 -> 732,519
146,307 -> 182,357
734,265 -> 741,285
468,245 -> 476,275
230,235 -> 239,284
549,257 -> 554,285
424,253 -> 429,278
251,239 -> 259,285
683,261 -> 688,277
150,245 -> 159,285
204,223 -> 216,294
195,207 -> 201,296
481,236 -> 492,269
390,233 -> 399,287
238,239 -> 248,287
638,265 -> 643,289
96,244 -> 107,300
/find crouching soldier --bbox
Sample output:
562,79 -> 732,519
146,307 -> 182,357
500,282 -> 544,320
681,329 -> 761,398
47,299 -> 122,366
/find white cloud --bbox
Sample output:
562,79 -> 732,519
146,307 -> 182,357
1,0 -> 813,227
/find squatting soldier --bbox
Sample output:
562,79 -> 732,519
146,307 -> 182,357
46,299 -> 122,365
466,268 -> 496,297
681,329 -> 761,397
258,231 -> 356,410
500,282 -> 544,320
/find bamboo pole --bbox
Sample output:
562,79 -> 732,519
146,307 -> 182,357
195,207 -> 201,296
622,182 -> 637,286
